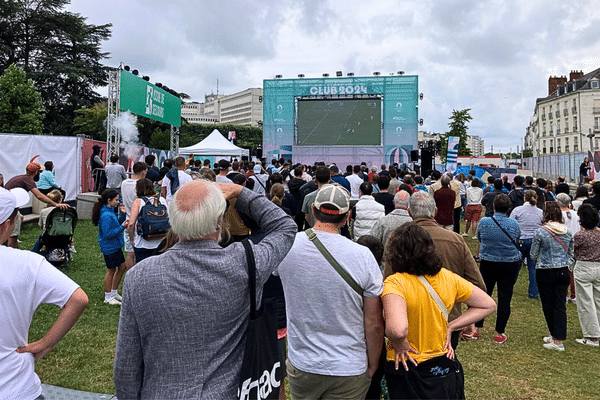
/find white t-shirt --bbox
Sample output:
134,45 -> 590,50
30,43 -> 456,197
0,247 -> 79,400
346,174 -> 363,200
276,231 -> 383,376
134,196 -> 169,249
162,170 -> 193,203
215,175 -> 233,183
562,210 -> 580,236
121,178 -> 138,217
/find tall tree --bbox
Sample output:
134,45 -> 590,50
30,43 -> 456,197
440,108 -> 473,161
0,63 -> 43,134
0,0 -> 111,135
73,101 -> 107,140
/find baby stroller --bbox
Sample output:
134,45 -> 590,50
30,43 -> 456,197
37,206 -> 78,268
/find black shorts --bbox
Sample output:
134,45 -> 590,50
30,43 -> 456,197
103,249 -> 125,269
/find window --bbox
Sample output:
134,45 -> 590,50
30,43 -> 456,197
557,123 -> 561,134
574,117 -> 578,130
557,103 -> 560,111
595,117 -> 600,130
574,99 -> 577,107
592,80 -> 599,89
565,123 -> 569,133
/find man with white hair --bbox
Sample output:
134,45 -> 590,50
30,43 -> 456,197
114,180 -> 297,399
406,191 -> 486,348
0,187 -> 88,400
370,190 -> 413,246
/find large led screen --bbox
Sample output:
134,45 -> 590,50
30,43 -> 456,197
296,98 -> 382,146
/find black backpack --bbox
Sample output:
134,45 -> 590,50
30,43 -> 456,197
136,195 -> 170,240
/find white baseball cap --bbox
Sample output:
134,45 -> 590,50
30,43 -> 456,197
0,187 -> 30,224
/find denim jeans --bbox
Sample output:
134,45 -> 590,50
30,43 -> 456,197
520,238 -> 539,298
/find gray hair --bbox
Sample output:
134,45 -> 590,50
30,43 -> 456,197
409,191 -> 436,218
556,192 -> 571,208
168,180 -> 226,241
394,190 -> 410,209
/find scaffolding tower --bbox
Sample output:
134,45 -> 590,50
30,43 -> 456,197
106,70 -> 121,157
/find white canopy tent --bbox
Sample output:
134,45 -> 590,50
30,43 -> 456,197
178,129 -> 249,158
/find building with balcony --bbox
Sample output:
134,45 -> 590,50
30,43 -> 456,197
181,88 -> 263,127
525,68 -> 600,156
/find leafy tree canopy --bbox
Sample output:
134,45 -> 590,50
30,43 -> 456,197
0,0 -> 111,135
0,64 -> 43,134
439,108 -> 473,162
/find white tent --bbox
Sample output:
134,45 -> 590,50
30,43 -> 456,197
178,129 -> 249,158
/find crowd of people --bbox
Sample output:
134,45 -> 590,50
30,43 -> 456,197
2,154 -> 600,400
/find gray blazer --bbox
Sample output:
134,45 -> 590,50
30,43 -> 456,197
114,188 -> 297,399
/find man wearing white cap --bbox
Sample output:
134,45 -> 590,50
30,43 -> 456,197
0,187 -> 88,400
250,162 -> 268,195
276,184 -> 384,399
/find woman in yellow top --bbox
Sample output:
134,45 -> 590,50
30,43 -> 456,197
382,223 -> 496,399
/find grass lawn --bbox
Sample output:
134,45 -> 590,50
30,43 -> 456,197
20,220 -> 600,399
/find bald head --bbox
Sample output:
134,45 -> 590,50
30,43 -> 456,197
168,180 -> 226,241
394,190 -> 410,209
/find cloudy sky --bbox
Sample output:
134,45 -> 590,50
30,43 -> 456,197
67,0 -> 600,153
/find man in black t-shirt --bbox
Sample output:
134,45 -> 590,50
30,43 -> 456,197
373,176 -> 395,214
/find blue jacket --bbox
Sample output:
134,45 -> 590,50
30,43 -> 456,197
99,206 -> 126,255
37,170 -> 60,190
530,224 -> 574,269
331,175 -> 351,192
477,212 -> 522,262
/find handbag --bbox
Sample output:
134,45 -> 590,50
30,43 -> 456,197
305,229 -> 363,296
237,239 -> 282,400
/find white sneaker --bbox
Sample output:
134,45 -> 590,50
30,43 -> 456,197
104,296 -> 121,305
113,293 -> 123,302
462,233 -> 468,237
543,342 -> 564,351
543,336 -> 553,344
471,236 -> 477,240
575,338 -> 599,347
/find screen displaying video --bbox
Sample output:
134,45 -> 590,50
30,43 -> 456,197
296,98 -> 382,146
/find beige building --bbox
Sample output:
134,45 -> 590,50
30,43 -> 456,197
181,88 -> 263,127
526,69 -> 600,155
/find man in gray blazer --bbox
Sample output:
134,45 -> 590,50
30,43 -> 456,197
114,180 -> 297,399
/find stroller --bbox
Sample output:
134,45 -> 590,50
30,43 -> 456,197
37,206 -> 78,268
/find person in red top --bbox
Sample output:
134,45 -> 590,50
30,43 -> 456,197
4,157 -> 68,248
433,175 -> 456,230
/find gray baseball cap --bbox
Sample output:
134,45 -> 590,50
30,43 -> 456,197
313,184 -> 350,215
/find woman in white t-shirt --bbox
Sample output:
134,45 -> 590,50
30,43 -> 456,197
128,178 -> 168,263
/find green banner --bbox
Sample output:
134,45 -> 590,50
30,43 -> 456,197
119,70 -> 181,126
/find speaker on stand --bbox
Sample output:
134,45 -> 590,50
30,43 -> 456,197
410,150 -> 419,162
421,149 -> 433,174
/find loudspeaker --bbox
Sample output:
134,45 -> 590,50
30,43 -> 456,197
255,148 -> 263,159
421,149 -> 433,174
241,155 -> 249,162
410,150 -> 419,162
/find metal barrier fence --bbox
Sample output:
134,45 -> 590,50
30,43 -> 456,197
523,152 -> 589,182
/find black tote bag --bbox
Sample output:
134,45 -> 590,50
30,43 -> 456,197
237,239 -> 282,400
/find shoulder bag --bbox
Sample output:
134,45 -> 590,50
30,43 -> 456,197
237,239 -> 281,400
305,229 -> 364,296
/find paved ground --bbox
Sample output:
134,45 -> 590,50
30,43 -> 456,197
41,384 -> 115,400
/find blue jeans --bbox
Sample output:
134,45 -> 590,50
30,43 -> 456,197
520,238 -> 538,298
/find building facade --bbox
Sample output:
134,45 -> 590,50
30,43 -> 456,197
526,69 -> 600,156
417,131 -> 485,157
181,88 -> 263,127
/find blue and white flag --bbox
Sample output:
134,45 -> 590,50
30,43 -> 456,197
445,136 -> 460,173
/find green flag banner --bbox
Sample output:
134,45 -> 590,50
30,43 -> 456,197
119,70 -> 181,126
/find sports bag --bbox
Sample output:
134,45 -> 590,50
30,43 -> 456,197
136,195 -> 170,240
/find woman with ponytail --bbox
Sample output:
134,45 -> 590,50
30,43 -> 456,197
270,183 -> 292,215
510,190 -> 544,299
92,189 -> 128,306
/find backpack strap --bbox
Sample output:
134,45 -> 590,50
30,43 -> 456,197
542,226 -> 569,252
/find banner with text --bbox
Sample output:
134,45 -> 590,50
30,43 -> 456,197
445,136 -> 460,173
119,70 -> 181,126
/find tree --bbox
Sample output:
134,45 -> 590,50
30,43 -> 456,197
0,63 -> 43,134
522,149 -> 533,158
148,127 -> 170,150
440,109 -> 473,161
73,101 -> 107,140
0,0 -> 111,135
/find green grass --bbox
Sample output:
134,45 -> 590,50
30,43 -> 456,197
20,220 -> 600,398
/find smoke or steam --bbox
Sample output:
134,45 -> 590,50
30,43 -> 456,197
114,111 -> 139,159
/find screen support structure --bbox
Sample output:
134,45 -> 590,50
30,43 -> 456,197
106,68 -> 180,156
106,70 -> 121,157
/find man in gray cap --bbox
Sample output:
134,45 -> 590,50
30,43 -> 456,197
277,184 -> 384,399
0,187 -> 88,400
